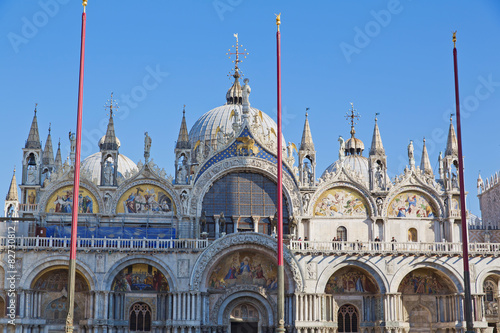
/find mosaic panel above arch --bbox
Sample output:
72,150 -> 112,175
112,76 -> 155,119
31,268 -> 89,292
387,191 -> 437,218
314,187 -> 369,217
116,184 -> 176,215
45,185 -> 98,214
398,268 -> 455,294
325,266 -> 378,294
208,250 -> 283,291
112,263 -> 169,292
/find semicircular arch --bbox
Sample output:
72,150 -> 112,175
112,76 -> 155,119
390,260 -> 462,294
191,233 -> 304,293
215,291 -> 274,327
102,255 -> 177,292
475,267 -> 500,293
38,179 -> 103,215
111,179 -> 179,217
309,183 -> 374,217
189,158 -> 300,217
384,186 -> 444,218
19,257 -> 96,291
315,259 -> 388,294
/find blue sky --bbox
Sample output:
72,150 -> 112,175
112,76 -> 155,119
1,1 -> 499,217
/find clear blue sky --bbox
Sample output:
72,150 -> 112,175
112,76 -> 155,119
1,1 -> 499,217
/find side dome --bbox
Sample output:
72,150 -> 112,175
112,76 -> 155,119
188,105 -> 284,148
81,152 -> 138,185
322,155 -> 369,182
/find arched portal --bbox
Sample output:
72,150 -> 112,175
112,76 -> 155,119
398,268 -> 458,327
31,267 -> 89,325
408,305 -> 431,332
230,303 -> 260,333
337,304 -> 359,332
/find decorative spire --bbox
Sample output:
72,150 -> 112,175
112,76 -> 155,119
6,168 -> 18,201
369,113 -> 385,156
225,34 -> 248,105
26,104 -> 41,149
55,139 -> 62,169
100,93 -> 119,151
300,109 -> 315,151
42,123 -> 55,165
176,105 -> 191,150
445,114 -> 458,157
420,138 -> 433,176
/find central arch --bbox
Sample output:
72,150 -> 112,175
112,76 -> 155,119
216,291 -> 274,332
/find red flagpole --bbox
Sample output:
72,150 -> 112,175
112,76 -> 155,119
453,32 -> 474,332
276,13 -> 285,333
66,2 -> 87,332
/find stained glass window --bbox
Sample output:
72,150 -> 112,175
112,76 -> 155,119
202,172 -> 289,238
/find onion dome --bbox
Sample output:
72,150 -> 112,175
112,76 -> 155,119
344,103 -> 364,155
226,72 -> 243,105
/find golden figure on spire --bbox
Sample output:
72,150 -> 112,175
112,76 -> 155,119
226,33 -> 249,79
452,31 -> 457,48
276,13 -> 281,31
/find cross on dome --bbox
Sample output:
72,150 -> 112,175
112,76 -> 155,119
226,33 -> 249,79
104,92 -> 119,117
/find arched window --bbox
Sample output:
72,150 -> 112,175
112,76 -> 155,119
338,304 -> 358,332
337,226 -> 347,241
202,172 -> 289,237
408,228 -> 417,242
484,280 -> 496,302
129,302 -> 151,332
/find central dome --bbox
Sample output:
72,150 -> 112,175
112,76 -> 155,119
188,104 -> 281,148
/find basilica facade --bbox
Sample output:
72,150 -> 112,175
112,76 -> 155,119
1,57 -> 500,333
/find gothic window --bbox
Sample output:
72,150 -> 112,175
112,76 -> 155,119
337,226 -> 347,241
408,228 -> 417,242
202,172 -> 289,238
129,302 -> 152,332
338,304 -> 359,332
484,280 -> 497,302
